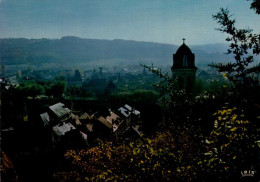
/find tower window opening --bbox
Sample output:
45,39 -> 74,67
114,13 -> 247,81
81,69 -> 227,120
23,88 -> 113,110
183,55 -> 188,67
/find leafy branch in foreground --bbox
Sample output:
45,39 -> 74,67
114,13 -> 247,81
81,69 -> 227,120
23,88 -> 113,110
141,64 -> 193,127
248,0 -> 260,14
141,64 -> 188,102
211,8 -> 260,90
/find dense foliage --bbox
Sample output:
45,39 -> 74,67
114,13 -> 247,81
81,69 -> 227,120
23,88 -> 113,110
63,107 -> 259,181
201,107 -> 259,180
64,131 -> 202,181
211,8 -> 260,107
248,0 -> 260,14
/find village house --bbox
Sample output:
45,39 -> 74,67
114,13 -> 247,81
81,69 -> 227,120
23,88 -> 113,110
39,103 -> 142,147
117,104 -> 141,125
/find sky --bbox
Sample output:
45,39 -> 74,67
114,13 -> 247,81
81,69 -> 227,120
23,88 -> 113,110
0,0 -> 259,45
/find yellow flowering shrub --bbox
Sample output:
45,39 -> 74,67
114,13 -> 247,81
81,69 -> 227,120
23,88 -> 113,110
64,130 -> 202,181
200,107 -> 259,180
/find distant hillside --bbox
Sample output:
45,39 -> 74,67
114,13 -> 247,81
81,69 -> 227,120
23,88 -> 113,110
190,44 -> 229,54
0,36 -> 233,66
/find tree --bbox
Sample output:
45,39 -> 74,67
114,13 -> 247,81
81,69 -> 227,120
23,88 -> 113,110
16,81 -> 44,99
45,82 -> 66,99
203,2 -> 260,180
248,0 -> 260,14
211,8 -> 260,104
142,64 -> 190,126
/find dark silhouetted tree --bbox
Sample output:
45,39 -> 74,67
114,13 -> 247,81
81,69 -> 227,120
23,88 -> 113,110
46,82 -> 65,99
248,0 -> 260,14
211,7 -> 260,105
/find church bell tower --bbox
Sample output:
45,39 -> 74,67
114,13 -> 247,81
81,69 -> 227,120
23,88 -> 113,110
171,39 -> 197,92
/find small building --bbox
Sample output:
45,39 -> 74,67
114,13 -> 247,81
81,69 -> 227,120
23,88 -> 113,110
79,112 -> 96,121
117,104 -> 141,125
52,122 -> 88,147
52,122 -> 76,137
52,122 -> 76,142
40,112 -> 50,126
95,110 -> 123,138
40,102 -> 71,126
49,102 -> 71,122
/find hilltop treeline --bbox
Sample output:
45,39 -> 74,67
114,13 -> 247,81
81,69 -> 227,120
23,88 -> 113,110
0,37 -> 233,65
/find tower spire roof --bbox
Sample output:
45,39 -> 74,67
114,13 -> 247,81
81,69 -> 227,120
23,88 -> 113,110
182,38 -> 186,44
